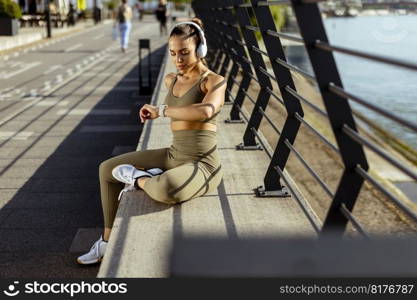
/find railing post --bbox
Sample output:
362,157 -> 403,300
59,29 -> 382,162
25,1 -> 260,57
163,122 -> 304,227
45,0 -> 52,38
192,1 -> 226,74
138,39 -> 151,95
290,0 -> 369,236
228,0 -> 271,151
212,0 -> 255,123
249,0 -> 304,195
193,2 -> 234,104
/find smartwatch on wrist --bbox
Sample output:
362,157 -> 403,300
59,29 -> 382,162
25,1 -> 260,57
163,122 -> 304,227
158,104 -> 168,118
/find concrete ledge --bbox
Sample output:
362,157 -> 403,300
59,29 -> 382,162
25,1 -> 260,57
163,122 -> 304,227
0,31 -> 43,52
97,53 -> 317,278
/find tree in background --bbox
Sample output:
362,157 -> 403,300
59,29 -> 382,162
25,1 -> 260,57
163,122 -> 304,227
0,0 -> 22,19
249,4 -> 287,40
105,0 -> 118,11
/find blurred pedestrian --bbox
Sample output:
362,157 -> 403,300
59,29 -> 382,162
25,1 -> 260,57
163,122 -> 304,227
67,3 -> 76,26
155,0 -> 168,36
93,6 -> 101,24
136,1 -> 144,21
113,0 -> 133,53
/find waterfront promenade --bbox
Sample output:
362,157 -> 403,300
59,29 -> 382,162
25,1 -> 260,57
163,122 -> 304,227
0,1 -> 417,278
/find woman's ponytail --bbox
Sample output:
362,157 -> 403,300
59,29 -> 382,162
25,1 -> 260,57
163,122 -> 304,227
191,17 -> 204,30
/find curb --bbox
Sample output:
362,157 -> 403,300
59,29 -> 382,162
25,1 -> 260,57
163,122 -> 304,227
0,20 -> 111,60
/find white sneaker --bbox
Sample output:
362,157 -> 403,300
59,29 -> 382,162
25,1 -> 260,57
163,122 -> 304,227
112,164 -> 153,186
112,165 -> 164,201
117,185 -> 136,201
76,235 -> 107,265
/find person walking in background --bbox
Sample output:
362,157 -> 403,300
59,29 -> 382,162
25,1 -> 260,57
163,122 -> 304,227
155,0 -> 168,36
67,3 -> 76,26
114,0 -> 133,53
136,1 -> 144,21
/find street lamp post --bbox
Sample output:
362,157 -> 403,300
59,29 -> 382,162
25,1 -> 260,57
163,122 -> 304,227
93,0 -> 100,24
45,0 -> 52,38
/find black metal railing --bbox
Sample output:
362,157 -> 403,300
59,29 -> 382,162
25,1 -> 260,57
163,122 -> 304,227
192,0 -> 417,238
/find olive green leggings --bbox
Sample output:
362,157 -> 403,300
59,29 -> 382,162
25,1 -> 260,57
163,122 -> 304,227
99,129 -> 223,228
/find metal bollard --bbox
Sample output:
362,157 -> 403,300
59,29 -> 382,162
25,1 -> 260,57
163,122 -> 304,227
138,39 -> 152,95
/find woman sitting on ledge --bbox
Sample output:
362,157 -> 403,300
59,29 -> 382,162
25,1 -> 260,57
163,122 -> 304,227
77,18 -> 226,265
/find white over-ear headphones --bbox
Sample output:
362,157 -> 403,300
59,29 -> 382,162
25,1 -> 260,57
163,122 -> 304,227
169,21 -> 207,58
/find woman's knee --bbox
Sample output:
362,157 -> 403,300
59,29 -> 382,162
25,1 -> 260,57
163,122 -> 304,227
164,171 -> 204,203
99,158 -> 117,181
142,174 -> 186,204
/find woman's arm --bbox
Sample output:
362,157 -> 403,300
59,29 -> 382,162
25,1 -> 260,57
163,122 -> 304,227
164,103 -> 210,121
164,73 -> 226,121
139,103 -> 208,123
200,73 -> 226,118
139,73 -> 226,123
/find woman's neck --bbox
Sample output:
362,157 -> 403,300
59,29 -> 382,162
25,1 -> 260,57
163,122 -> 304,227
179,62 -> 207,79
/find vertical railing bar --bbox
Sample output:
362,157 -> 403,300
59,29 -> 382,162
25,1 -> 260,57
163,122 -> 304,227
290,0 -> 369,237
249,0 -> 304,194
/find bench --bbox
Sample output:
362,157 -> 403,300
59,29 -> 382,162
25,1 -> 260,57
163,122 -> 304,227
51,13 -> 68,28
20,13 -> 67,28
20,14 -> 45,27
97,52 -> 318,278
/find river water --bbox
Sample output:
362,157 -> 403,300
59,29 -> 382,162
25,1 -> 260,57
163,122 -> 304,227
285,15 -> 417,149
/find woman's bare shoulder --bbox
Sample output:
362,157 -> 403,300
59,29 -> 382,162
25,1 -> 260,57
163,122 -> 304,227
164,72 -> 177,89
207,72 -> 225,83
204,72 -> 226,91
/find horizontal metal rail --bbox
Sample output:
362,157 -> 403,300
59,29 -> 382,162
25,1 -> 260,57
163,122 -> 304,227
284,139 -> 334,198
258,106 -> 282,136
275,57 -> 316,82
339,203 -> 370,239
329,82 -> 417,133
251,127 -> 273,158
252,44 -> 317,82
285,86 -> 328,117
275,165 -> 322,234
315,40 -> 417,72
355,165 -> 417,223
235,102 -> 250,123
342,125 -> 417,181
266,30 -> 304,44
193,0 -> 417,239
265,87 -> 285,106
294,112 -> 340,154
258,0 -> 291,6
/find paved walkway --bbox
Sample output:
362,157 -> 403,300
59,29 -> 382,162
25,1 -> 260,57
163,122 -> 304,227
0,17 -> 168,278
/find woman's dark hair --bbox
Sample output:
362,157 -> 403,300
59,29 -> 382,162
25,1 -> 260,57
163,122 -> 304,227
170,18 -> 207,65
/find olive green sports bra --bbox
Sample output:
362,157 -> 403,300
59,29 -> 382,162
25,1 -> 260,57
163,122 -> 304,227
164,70 -> 220,125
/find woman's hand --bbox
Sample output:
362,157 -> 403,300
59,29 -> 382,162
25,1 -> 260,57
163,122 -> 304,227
139,104 -> 159,123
